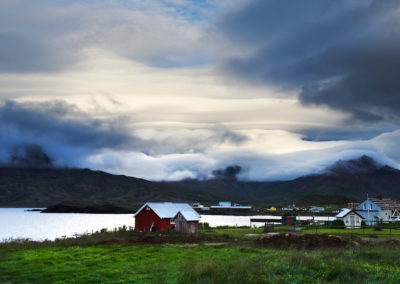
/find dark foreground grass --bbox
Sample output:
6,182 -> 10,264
1,240 -> 400,283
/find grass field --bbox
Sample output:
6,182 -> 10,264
301,226 -> 400,238
2,228 -> 400,283
201,225 -> 400,238
2,242 -> 400,283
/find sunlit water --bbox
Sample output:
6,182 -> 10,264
0,208 -> 333,241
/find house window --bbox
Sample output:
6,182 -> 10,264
146,206 -> 150,210
364,204 -> 366,210
370,204 -> 373,210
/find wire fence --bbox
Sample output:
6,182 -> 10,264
263,223 -> 400,236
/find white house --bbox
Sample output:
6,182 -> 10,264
282,204 -> 296,211
218,201 -> 232,207
391,210 -> 400,222
336,209 -> 364,228
309,206 -> 325,213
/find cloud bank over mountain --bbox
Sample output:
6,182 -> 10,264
1,100 -> 399,181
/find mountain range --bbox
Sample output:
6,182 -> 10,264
1,155 -> 400,207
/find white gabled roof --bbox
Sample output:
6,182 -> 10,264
176,210 -> 200,221
336,208 -> 351,218
134,202 -> 199,219
336,208 -> 363,218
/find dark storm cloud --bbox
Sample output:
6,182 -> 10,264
218,0 -> 400,123
212,165 -> 242,180
0,100 -> 134,149
8,144 -> 54,168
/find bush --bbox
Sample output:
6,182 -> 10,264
331,220 -> 345,227
199,222 -> 210,229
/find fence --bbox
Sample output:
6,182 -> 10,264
262,222 -> 400,237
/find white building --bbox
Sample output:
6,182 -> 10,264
282,204 -> 296,211
218,201 -> 232,207
309,206 -> 325,213
336,209 -> 364,228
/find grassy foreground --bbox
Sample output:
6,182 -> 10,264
1,229 -> 400,283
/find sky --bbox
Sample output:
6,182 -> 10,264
1,0 -> 400,181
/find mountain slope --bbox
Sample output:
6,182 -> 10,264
1,156 -> 400,207
0,167 -> 222,207
170,156 -> 400,205
267,156 -> 400,202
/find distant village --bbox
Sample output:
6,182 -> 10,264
133,197 -> 400,234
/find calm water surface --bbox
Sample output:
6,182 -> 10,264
0,208 -> 332,241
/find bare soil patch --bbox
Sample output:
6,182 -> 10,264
255,233 -> 352,249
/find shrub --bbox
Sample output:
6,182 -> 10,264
199,222 -> 210,229
331,220 -> 344,227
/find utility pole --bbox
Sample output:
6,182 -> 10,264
367,193 -> 370,226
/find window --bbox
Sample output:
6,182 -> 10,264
364,204 -> 366,210
370,204 -> 373,210
146,206 -> 150,210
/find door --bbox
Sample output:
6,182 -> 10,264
350,215 -> 355,228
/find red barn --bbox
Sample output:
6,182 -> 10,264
134,202 -> 200,232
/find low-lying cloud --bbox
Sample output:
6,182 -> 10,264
80,129 -> 400,181
1,99 -> 400,180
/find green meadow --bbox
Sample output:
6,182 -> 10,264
2,243 -> 400,283
1,228 -> 400,283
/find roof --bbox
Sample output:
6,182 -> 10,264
134,202 -> 199,219
283,204 -> 296,209
369,198 -> 400,210
175,210 -> 200,221
336,209 -> 351,218
336,209 -> 363,218
210,205 -> 252,209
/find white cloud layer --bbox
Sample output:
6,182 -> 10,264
81,130 -> 400,181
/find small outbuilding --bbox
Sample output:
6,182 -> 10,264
336,209 -> 364,228
173,210 -> 200,234
134,202 -> 200,232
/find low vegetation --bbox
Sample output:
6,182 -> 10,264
2,227 -> 400,283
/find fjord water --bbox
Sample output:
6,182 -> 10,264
1,208 -> 332,241
0,208 -> 135,241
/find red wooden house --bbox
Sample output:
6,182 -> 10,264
134,202 -> 200,232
